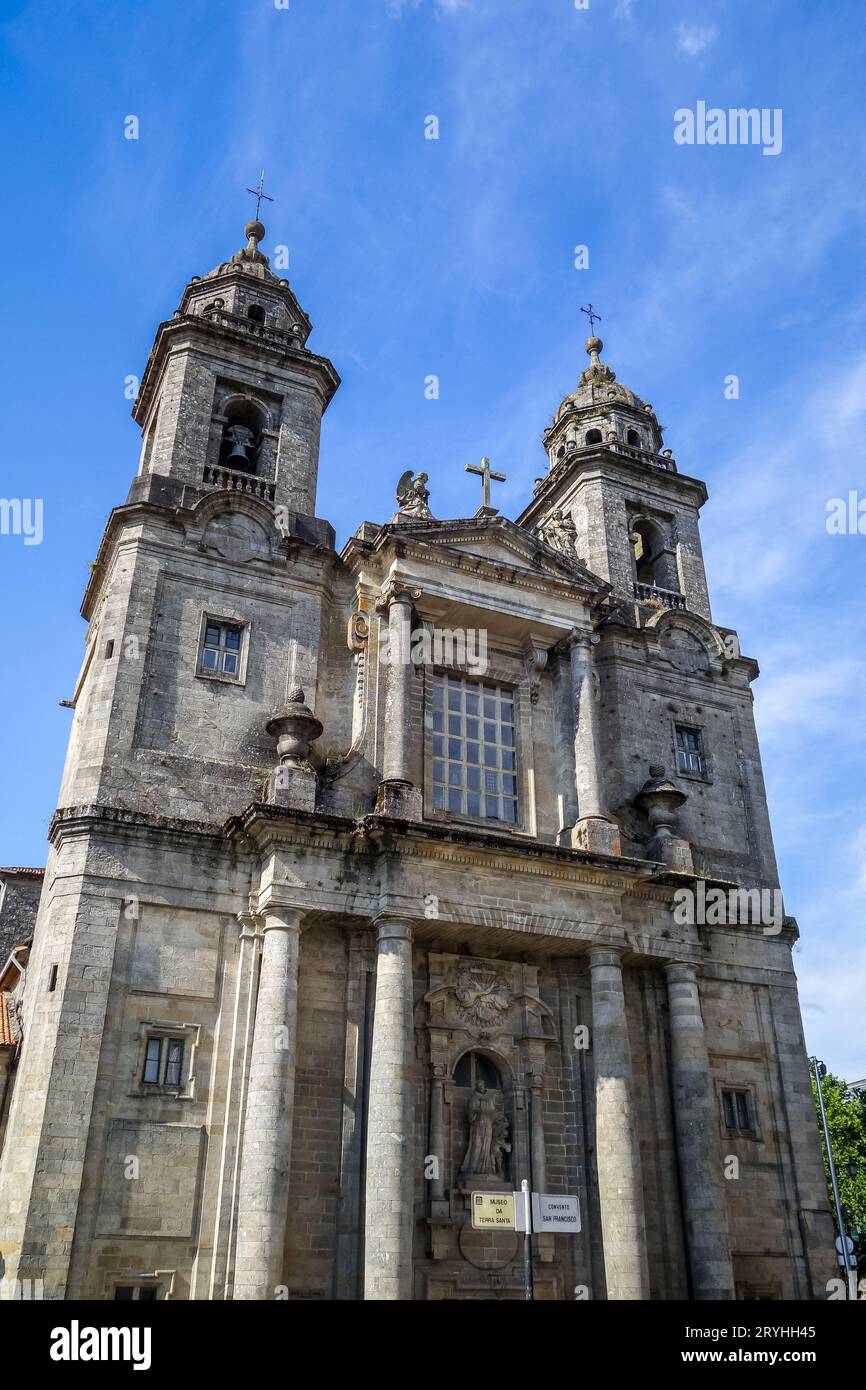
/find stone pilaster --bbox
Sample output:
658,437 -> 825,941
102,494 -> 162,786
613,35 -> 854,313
375,582 -> 422,818
234,901 -> 305,1300
566,630 -> 621,856
664,963 -> 735,1299
589,946 -> 649,1299
364,918 -> 416,1300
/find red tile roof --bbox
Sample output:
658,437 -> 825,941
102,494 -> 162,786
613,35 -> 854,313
0,867 -> 44,878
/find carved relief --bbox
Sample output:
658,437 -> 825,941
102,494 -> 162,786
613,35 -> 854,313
455,965 -> 510,1031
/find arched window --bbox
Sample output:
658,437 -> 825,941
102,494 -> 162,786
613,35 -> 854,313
247,304 -> 266,325
453,1051 -> 502,1090
585,428 -> 603,446
632,517 -> 679,591
626,428 -> 640,447
219,399 -> 264,475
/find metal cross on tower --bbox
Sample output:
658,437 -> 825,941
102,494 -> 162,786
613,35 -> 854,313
465,456 -> 506,509
246,170 -> 274,221
580,303 -> 602,334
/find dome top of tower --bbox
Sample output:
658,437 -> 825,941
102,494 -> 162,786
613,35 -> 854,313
198,218 -> 282,285
553,336 -> 652,423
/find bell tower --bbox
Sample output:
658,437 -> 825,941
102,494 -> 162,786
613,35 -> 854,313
518,335 -> 711,621
132,217 -> 339,521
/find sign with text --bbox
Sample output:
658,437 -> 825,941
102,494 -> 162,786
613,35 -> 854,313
470,1192 -> 516,1230
531,1193 -> 581,1233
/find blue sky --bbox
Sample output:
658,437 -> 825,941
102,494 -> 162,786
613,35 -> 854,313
1,0 -> 864,1077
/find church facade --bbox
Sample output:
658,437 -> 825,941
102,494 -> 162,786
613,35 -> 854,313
0,218 -> 834,1301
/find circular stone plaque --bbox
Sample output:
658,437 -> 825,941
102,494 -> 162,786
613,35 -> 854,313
458,1224 -> 520,1271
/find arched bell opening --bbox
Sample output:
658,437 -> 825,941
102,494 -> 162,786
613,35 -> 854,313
218,399 -> 265,475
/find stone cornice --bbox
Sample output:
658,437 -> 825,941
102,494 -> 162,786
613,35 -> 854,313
517,448 -> 709,531
134,313 -> 340,426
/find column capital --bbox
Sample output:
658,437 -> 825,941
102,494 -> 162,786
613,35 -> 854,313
563,625 -> 599,654
236,909 -> 263,940
375,578 -> 422,614
587,944 -> 626,970
255,890 -> 307,933
371,915 -> 414,945
663,960 -> 701,985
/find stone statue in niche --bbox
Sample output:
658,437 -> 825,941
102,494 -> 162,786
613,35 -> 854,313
460,1081 -> 509,1177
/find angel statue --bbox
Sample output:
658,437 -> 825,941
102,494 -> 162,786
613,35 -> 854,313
395,470 -> 434,520
539,508 -> 578,561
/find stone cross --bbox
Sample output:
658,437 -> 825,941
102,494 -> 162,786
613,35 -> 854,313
465,456 -> 506,509
580,302 -> 601,333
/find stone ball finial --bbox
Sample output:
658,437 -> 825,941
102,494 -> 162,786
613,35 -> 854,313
245,219 -> 266,244
585,335 -> 603,355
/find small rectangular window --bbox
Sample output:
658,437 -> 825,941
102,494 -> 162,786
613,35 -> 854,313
114,1284 -> 161,1301
676,725 -> 705,776
105,640 -> 115,660
722,1087 -> 754,1134
200,621 -> 244,679
48,963 -> 58,992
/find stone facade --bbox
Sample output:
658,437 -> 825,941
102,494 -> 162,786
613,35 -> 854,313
0,222 -> 834,1301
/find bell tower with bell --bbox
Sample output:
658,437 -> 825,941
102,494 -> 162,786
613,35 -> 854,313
131,207 -> 339,523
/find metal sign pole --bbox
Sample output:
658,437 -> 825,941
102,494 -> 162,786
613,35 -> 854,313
521,1179 -> 534,1301
811,1056 -> 857,1300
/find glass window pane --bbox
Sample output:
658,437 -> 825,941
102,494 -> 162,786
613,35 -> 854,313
432,735 -> 444,757
432,683 -> 444,708
466,743 -> 480,764
143,1038 -> 161,1084
432,710 -> 444,732
483,698 -> 496,717
483,746 -> 497,767
432,785 -> 445,809
465,694 -> 479,715
447,789 -> 463,813
138,1287 -> 158,1302
467,766 -> 481,790
502,750 -> 515,771
465,718 -> 479,740
114,1286 -> 134,1301
736,1092 -> 750,1129
501,800 -> 516,824
722,1092 -> 735,1129
222,653 -> 238,674
205,626 -> 221,645
447,689 -> 461,711
448,738 -> 462,759
467,792 -> 481,817
484,771 -> 499,793
201,649 -> 218,671
224,629 -> 241,649
448,764 -> 462,786
485,796 -> 499,818
483,722 -> 497,743
165,1039 -> 184,1087
432,760 -> 445,783
448,714 -> 461,735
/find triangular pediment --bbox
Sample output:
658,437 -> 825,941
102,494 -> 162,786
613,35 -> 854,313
377,514 -> 609,594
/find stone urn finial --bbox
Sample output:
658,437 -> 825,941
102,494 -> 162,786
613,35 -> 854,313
635,766 -> 693,871
265,690 -> 323,767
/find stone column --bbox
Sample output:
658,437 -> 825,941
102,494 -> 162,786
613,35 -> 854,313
664,963 -> 735,1299
375,582 -> 422,818
234,902 -> 305,1300
364,919 -> 416,1300
566,630 -> 621,856
589,946 -> 649,1300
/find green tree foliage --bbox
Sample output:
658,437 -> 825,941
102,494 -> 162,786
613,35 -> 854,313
811,1070 -> 866,1235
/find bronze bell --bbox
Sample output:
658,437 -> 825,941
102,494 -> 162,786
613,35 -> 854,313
224,423 -> 256,466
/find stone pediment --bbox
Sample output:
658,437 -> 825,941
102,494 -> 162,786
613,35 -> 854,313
375,515 -> 609,595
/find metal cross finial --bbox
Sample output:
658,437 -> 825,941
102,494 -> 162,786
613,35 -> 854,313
465,456 -> 506,510
246,170 -> 274,220
580,303 -> 601,334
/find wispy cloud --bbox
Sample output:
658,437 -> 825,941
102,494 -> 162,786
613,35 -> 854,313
677,22 -> 718,58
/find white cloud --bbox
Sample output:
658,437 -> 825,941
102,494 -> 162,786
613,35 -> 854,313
677,22 -> 718,58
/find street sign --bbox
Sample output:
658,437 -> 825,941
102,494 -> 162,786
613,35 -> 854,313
531,1193 -> 581,1233
471,1192 -> 516,1230
835,1235 -> 855,1254
836,1254 -> 857,1268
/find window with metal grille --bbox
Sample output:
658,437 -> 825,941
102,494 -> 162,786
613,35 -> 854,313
722,1088 -> 754,1133
200,621 -> 243,678
676,725 -> 705,775
429,674 -> 518,824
